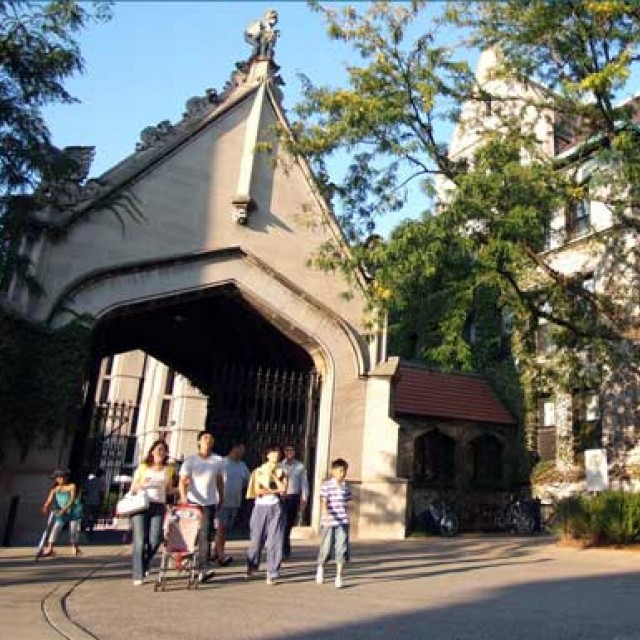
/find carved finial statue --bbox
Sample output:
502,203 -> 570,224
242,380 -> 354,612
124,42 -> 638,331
244,9 -> 279,59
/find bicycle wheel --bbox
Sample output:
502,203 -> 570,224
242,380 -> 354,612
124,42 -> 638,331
515,511 -> 536,534
439,514 -> 459,537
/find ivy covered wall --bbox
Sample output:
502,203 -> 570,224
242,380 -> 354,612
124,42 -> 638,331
0,308 -> 93,462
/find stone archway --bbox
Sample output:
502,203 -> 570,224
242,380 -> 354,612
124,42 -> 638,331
55,250 -> 373,531
2,38 -> 409,540
77,280 -> 329,529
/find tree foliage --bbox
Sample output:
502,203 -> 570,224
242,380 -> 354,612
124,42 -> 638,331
0,1 -> 110,457
292,0 -> 640,391
0,0 -> 111,288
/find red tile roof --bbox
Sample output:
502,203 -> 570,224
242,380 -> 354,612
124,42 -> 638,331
391,362 -> 516,425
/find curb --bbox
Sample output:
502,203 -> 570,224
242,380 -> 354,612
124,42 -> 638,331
41,550 -> 126,640
42,569 -> 102,640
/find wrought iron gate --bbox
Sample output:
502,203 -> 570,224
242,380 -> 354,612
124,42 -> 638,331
206,364 -> 321,530
206,364 -> 321,474
87,401 -> 137,490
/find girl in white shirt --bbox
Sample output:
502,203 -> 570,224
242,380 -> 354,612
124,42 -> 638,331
130,439 -> 176,585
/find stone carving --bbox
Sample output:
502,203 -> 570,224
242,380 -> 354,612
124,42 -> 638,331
244,9 -> 279,60
136,120 -> 176,152
231,194 -> 255,225
182,88 -> 219,120
221,61 -> 250,95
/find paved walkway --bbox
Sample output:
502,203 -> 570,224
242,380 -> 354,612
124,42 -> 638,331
2,535 -> 640,640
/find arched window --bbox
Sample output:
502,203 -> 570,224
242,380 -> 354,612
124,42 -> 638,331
413,429 -> 456,486
470,434 -> 503,487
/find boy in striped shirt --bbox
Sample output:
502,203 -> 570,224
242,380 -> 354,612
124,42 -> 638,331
315,458 -> 352,589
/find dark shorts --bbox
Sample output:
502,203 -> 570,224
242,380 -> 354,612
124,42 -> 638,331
217,506 -> 239,530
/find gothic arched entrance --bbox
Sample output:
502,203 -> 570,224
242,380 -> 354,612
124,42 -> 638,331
76,283 -> 323,525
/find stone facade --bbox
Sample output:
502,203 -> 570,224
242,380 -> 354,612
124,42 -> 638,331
0,37 -> 407,543
444,48 -> 640,497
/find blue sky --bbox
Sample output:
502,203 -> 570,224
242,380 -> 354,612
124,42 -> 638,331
45,2 -> 352,176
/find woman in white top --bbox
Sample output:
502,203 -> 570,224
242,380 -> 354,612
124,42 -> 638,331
130,439 -> 175,585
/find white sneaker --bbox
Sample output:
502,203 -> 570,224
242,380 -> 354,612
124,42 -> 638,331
133,579 -> 143,586
266,576 -> 278,585
335,576 -> 344,589
315,566 -> 324,584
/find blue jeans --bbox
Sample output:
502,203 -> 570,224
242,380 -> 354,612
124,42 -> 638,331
131,502 -> 165,580
317,524 -> 350,565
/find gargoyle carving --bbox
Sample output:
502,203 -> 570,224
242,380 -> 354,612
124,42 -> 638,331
244,9 -> 279,60
183,88 -> 219,120
136,120 -> 176,152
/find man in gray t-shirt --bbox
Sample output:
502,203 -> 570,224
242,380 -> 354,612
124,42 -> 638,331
214,442 -> 250,566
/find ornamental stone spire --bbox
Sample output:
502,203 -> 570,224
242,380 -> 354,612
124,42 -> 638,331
244,9 -> 279,60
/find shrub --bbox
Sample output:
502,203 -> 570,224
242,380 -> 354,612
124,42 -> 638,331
554,495 -> 590,540
554,491 -> 640,546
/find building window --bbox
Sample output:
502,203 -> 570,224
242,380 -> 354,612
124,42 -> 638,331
463,313 -> 477,345
164,368 -> 176,395
104,354 -> 115,376
158,368 -> 176,428
566,198 -> 591,240
554,125 -> 574,155
98,379 -> 111,404
98,355 -> 115,404
470,434 -> 504,487
573,391 -> 601,453
158,398 -> 171,427
537,396 -> 556,462
541,398 -> 556,427
413,430 -> 456,486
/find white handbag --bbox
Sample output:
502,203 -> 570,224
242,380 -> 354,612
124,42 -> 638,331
115,491 -> 149,516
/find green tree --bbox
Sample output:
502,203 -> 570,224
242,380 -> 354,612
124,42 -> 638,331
292,0 -> 640,390
0,0 -> 111,290
0,1 -> 110,458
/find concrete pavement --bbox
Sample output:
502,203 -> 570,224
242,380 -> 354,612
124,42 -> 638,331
2,535 -> 640,640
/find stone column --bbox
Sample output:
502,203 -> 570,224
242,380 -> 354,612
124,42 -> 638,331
357,358 -> 408,539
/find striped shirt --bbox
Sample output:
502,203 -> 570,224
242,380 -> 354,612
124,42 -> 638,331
320,478 -> 352,527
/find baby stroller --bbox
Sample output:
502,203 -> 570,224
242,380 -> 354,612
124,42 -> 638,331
154,504 -> 203,592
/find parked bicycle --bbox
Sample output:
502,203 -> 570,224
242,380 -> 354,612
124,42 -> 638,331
419,499 -> 459,537
493,495 -> 539,535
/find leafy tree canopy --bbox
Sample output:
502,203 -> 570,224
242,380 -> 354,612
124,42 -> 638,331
291,0 -> 640,387
0,0 -> 111,290
0,1 -> 110,457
